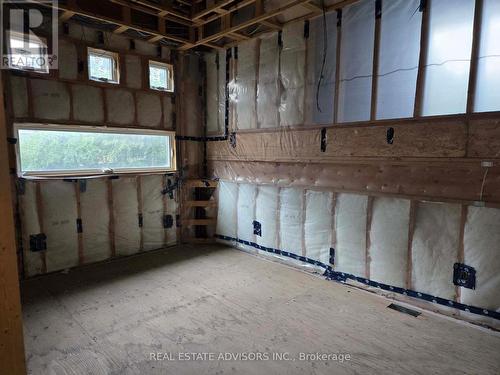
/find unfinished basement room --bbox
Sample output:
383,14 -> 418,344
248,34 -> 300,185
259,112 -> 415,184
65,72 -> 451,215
1,0 -> 500,374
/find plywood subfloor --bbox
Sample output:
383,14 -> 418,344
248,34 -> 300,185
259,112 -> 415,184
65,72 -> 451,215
21,244 -> 500,375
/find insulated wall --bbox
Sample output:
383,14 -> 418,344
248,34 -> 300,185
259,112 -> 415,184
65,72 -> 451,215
216,180 -> 500,326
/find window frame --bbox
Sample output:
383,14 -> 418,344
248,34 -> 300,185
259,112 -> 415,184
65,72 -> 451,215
87,47 -> 120,84
149,60 -> 174,92
14,123 -> 177,178
6,30 -> 50,74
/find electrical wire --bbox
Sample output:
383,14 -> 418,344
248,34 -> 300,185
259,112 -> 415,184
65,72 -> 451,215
316,0 -> 327,113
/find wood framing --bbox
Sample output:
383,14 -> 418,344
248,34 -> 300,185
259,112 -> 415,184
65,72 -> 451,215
0,72 -> 26,375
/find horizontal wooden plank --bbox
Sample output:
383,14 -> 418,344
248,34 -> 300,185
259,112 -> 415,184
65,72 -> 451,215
184,200 -> 217,207
468,117 -> 500,158
207,119 -> 468,162
184,179 -> 219,188
182,219 -> 217,226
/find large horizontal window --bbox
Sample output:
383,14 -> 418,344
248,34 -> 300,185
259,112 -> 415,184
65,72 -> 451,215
15,124 -> 176,177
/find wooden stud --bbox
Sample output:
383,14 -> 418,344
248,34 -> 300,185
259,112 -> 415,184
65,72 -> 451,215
365,196 -> 374,279
455,204 -> 468,302
330,192 -> 337,268
162,175 -> 169,247
406,200 -> 417,289
333,10 -> 342,124
276,187 -> 281,250
466,0 -> 484,115
107,179 -> 116,258
75,181 -> 84,265
137,176 -> 144,251
413,1 -> 430,117
370,2 -> 381,121
301,189 -> 307,257
254,38 -> 261,129
0,71 -> 26,375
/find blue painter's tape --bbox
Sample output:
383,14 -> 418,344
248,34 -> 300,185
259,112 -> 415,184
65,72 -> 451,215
214,234 -> 500,321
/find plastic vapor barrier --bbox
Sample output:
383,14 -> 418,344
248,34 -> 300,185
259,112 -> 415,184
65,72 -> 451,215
236,39 -> 258,130
215,179 -> 500,325
257,32 -> 280,129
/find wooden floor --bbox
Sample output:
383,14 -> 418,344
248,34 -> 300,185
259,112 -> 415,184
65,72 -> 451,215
21,244 -> 500,375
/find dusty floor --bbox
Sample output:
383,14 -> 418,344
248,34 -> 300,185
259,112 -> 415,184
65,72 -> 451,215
22,244 -> 500,375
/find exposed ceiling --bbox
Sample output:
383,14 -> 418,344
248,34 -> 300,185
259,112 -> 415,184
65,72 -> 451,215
34,0 -> 357,51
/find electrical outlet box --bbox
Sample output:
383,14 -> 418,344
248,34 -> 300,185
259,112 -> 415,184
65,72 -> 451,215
453,263 -> 476,289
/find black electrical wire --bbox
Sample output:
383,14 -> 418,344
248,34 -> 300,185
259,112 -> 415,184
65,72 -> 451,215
316,0 -> 327,113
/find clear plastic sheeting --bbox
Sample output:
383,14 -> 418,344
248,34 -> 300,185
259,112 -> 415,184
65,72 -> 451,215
338,0 -> 374,123
462,206 -> 500,311
19,181 -> 43,277
422,0 -> 475,116
113,177 -> 141,256
255,186 -> 279,249
236,183 -> 257,251
80,179 -> 110,264
141,175 -> 165,251
335,193 -> 367,277
216,180 -> 238,240
411,202 -> 461,300
376,0 -> 421,119
279,22 -> 306,127
207,51 -> 227,134
279,188 -> 304,255
235,39 -> 258,130
305,12 -> 337,125
474,0 -> 500,113
257,32 -> 280,129
304,191 -> 332,265
41,181 -> 79,273
369,197 -> 410,288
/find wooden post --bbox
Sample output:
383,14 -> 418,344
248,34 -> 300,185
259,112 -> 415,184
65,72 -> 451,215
413,1 -> 430,117
0,71 -> 27,374
370,0 -> 381,121
406,200 -> 417,289
365,196 -> 374,279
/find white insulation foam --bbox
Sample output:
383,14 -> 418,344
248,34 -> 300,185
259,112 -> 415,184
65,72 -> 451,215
304,190 -> 332,265
113,177 -> 140,256
369,197 -> 410,287
80,179 -> 110,264
141,175 -> 165,251
411,202 -> 460,300
41,181 -> 79,272
255,185 -> 279,249
20,181 -> 43,277
335,193 -> 368,276
461,206 -> 500,311
237,183 -> 257,250
216,180 -> 238,239
279,188 -> 304,255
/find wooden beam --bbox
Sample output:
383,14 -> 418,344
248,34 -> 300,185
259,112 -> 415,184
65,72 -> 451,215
192,0 -> 235,21
180,0 -> 312,50
413,1 -> 430,117
466,0 -> 483,114
370,2 -> 381,121
0,72 -> 26,374
60,10 -> 76,21
193,0 -> 256,26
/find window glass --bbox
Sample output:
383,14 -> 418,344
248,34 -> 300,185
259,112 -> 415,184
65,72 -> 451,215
338,0 -> 375,123
422,0 -> 475,116
7,32 -> 49,73
88,48 -> 119,83
376,0 -> 422,119
149,61 -> 173,92
474,0 -> 500,112
16,125 -> 175,176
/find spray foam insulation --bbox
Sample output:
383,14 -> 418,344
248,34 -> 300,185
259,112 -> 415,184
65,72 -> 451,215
136,93 -> 162,128
112,177 -> 141,256
40,181 -> 79,273
80,179 -> 111,264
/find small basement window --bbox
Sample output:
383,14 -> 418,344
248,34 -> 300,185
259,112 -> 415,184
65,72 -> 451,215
88,47 -> 120,84
15,124 -> 176,177
7,31 -> 49,73
149,61 -> 174,92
